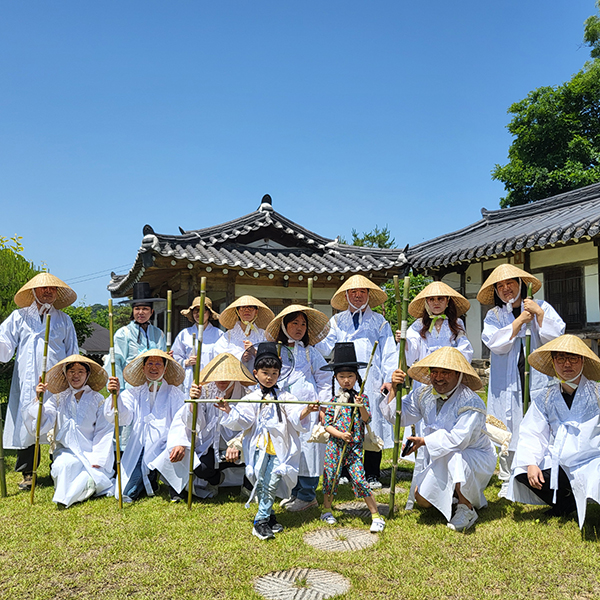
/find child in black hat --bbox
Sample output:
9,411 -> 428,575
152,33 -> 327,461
320,342 -> 385,532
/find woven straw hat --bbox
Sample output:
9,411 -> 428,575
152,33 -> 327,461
528,335 -> 600,381
218,295 -> 275,330
408,281 -> 470,319
198,352 -> 257,386
14,273 -> 77,310
46,354 -> 108,393
265,304 -> 330,346
123,349 -> 185,387
407,346 -> 482,391
330,275 -> 388,311
181,296 -> 219,323
477,264 -> 541,305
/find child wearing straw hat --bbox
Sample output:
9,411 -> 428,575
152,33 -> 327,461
385,347 -> 496,532
171,295 -> 223,397
154,352 -> 255,501
508,335 -> 600,527
106,349 -> 185,502
317,274 -> 397,489
213,295 -> 274,360
265,304 -> 331,512
478,265 -> 565,498
29,355 -> 114,508
0,272 -> 78,491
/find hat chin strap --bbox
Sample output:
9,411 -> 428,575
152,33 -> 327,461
432,372 -> 463,400
555,364 -> 584,391
236,309 -> 259,336
346,291 -> 369,326
33,288 -> 54,315
281,323 -> 304,350
215,381 -> 234,399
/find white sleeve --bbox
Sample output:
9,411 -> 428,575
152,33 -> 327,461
425,409 -> 487,460
481,308 -> 516,356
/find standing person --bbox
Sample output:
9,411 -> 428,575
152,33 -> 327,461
478,265 -> 565,498
508,335 -> 600,527
29,355 -> 113,508
320,342 -> 386,533
0,273 -> 78,491
215,342 -> 318,540
171,296 -> 223,397
317,274 -> 397,489
106,349 -> 185,503
213,295 -> 274,360
265,305 -> 331,512
384,347 -> 496,532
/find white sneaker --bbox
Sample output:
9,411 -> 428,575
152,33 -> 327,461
367,477 -> 383,490
447,504 -> 478,532
320,512 -> 337,525
286,498 -> 318,512
498,481 -> 509,499
338,477 -> 349,485
370,516 -> 386,533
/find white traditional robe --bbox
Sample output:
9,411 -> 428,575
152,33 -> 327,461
106,381 -> 184,498
171,323 -> 223,397
219,389 -> 311,501
280,344 -> 330,477
213,322 -> 266,360
0,303 -> 78,449
508,376 -> 600,528
317,307 -> 397,447
482,300 -> 565,451
382,384 -> 496,521
24,387 -> 113,506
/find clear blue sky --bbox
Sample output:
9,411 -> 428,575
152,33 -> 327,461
1,1 -> 595,304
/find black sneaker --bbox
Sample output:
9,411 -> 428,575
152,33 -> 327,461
252,519 -> 275,540
268,514 -> 284,534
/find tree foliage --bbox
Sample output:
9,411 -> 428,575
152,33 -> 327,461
339,225 -> 396,249
63,304 -> 94,348
90,303 -> 131,331
584,1 -> 600,59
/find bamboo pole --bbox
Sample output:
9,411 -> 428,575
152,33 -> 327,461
188,277 -> 206,509
30,314 -> 51,504
166,290 -> 173,353
330,341 -> 379,494
307,278 -> 314,309
0,388 -> 6,497
523,282 -> 533,415
389,275 -> 411,516
108,299 -> 123,509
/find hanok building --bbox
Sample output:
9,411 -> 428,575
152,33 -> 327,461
409,182 -> 600,358
108,194 -> 407,336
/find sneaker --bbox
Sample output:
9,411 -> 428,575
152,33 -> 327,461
370,516 -> 386,533
367,477 -> 382,490
338,476 -> 349,485
268,514 -> 284,533
18,475 -> 32,491
498,481 -> 509,499
279,496 -> 296,508
320,512 -> 337,525
285,498 -> 318,512
122,495 -> 134,504
252,519 -> 275,540
447,504 -> 478,532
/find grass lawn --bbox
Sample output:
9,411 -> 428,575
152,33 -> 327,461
1,448 -> 600,600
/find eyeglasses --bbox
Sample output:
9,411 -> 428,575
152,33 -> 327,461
553,354 -> 582,365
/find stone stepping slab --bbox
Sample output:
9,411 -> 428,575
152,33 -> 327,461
303,527 -> 378,552
254,567 -> 351,599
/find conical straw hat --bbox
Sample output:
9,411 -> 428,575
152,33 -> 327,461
198,352 -> 257,386
14,272 -> 77,309
477,264 -> 541,305
181,296 -> 219,323
123,349 -> 185,387
528,335 -> 600,381
407,346 -> 482,391
408,281 -> 470,319
330,275 -> 388,311
265,304 -> 330,346
218,295 -> 275,330
46,354 -> 108,393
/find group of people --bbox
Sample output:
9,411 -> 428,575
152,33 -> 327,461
1,264 -> 599,538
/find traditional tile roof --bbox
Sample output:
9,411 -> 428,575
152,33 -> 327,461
408,182 -> 600,270
108,195 -> 407,296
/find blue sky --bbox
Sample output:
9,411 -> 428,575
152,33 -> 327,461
1,1 -> 596,304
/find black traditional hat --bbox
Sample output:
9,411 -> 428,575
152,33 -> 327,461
125,282 -> 166,306
320,342 -> 368,372
242,341 -> 295,383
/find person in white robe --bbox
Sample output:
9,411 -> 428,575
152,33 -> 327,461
316,274 -> 397,489
0,273 -> 78,491
215,342 -> 317,540
479,264 -> 565,497
384,347 -> 496,532
171,296 -> 223,397
264,304 -> 331,512
508,335 -> 600,528
213,295 -> 273,360
155,352 -> 255,500
28,355 -> 113,507
106,349 -> 185,502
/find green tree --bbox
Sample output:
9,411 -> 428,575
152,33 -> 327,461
91,304 -> 131,330
492,6 -> 600,207
339,225 -> 396,249
63,304 -> 94,347
0,238 -> 39,323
